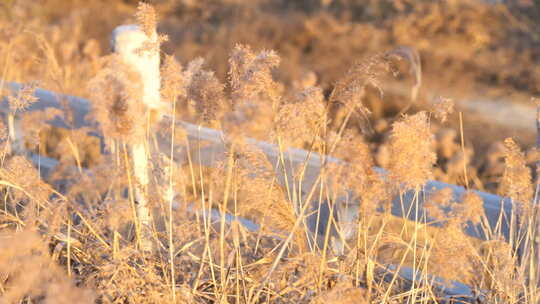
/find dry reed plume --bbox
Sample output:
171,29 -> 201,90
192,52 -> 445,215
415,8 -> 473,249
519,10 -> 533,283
1,1 -> 540,304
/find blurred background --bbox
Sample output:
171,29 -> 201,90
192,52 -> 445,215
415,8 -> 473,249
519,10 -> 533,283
1,0 -> 539,192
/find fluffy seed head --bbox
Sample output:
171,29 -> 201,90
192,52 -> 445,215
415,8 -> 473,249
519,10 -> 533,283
431,96 -> 454,123
184,58 -> 226,124
6,81 -> 39,112
500,138 -> 532,216
229,44 -> 281,105
225,45 -> 282,141
425,187 -> 455,222
459,191 -> 485,225
88,56 -> 146,143
388,111 -> 436,190
160,54 -> 185,103
329,54 -> 388,117
134,2 -> 157,38
274,87 -> 326,148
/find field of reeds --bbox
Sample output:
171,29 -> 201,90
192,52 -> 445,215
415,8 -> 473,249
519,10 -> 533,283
1,0 -> 540,303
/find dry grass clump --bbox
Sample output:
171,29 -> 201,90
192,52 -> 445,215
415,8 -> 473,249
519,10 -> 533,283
0,155 -> 55,210
311,279 -> 368,304
474,239 -> 522,303
88,248 -> 174,303
213,143 -> 304,248
0,230 -> 95,304
2,1 -> 540,303
424,188 -> 481,283
328,130 -> 389,216
428,222 -> 477,285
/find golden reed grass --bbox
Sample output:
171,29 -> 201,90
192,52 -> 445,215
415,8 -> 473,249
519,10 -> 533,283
0,2 -> 539,304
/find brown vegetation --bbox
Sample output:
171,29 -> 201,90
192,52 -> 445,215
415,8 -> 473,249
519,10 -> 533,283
1,0 -> 540,303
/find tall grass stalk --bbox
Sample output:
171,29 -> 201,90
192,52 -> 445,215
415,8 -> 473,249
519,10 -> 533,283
167,94 -> 177,302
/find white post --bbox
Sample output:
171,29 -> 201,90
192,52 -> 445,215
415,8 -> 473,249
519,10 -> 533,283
7,113 -> 23,154
111,25 -> 163,252
111,25 -> 164,113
